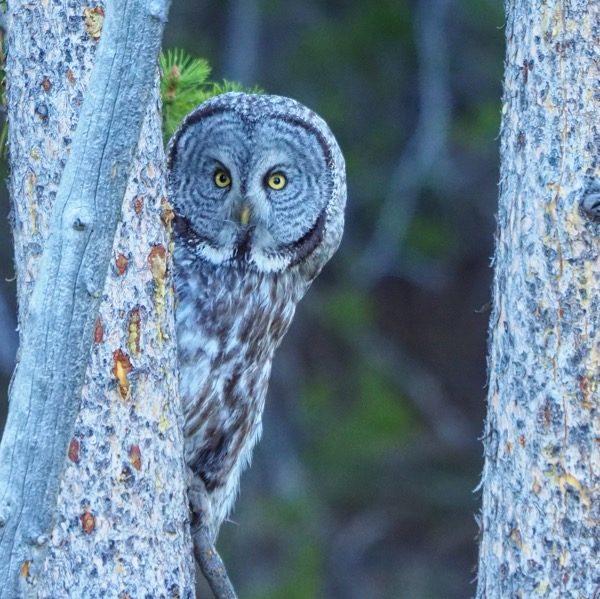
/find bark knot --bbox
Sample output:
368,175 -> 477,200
72,218 -> 86,231
580,191 -> 600,222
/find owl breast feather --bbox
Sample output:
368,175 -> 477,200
175,252 -> 306,516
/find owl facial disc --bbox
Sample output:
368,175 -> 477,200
167,92 -> 345,273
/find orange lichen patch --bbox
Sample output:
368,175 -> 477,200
26,172 -> 38,234
119,465 -> 134,486
67,69 -> 75,85
41,78 -> 51,92
558,473 -> 591,509
21,561 -> 31,578
509,527 -> 522,549
579,376 -> 590,398
148,245 -> 167,282
148,245 -> 169,344
541,404 -> 552,428
519,434 -> 526,447
161,197 -> 175,228
68,438 -> 80,463
128,308 -> 141,356
113,349 -> 133,399
579,375 -> 595,408
158,413 -> 169,433
80,507 -> 95,535
129,445 -> 142,471
133,195 -> 144,214
26,172 -> 36,196
522,60 -> 530,85
116,253 -> 129,276
506,441 -> 512,454
94,316 -> 104,343
83,6 -> 105,40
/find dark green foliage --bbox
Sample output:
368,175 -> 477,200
453,101 -> 502,149
406,215 -> 453,259
303,367 -> 416,472
322,289 -> 373,333
252,542 -> 322,599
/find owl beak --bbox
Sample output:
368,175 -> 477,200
239,205 -> 251,226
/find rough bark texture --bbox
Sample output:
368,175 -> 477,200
0,0 -> 194,596
477,1 -> 600,596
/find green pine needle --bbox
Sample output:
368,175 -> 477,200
160,49 -> 263,144
160,49 -> 211,142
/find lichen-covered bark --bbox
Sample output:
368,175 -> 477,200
8,0 -> 94,322
2,0 -> 194,595
477,1 -> 600,596
37,97 -> 195,597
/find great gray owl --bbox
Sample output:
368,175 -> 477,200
166,92 -> 346,543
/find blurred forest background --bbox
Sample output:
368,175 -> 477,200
0,0 -> 504,597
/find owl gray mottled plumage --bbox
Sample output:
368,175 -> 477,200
166,92 -> 346,543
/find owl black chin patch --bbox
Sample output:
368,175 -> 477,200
229,210 -> 327,270
233,228 -> 253,262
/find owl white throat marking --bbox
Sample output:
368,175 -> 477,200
167,92 -> 346,546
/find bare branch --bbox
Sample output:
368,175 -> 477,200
193,525 -> 238,599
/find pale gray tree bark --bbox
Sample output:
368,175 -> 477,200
477,0 -> 600,596
0,0 -> 195,596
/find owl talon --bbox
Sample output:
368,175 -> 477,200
188,473 -> 210,515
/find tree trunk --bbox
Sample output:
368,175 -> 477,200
477,0 -> 600,596
0,0 -> 195,596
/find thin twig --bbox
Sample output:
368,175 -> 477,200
192,525 -> 238,599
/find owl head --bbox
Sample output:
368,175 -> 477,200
166,92 -> 346,274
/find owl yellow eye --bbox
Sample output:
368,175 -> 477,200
267,172 -> 287,190
214,169 -> 231,188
